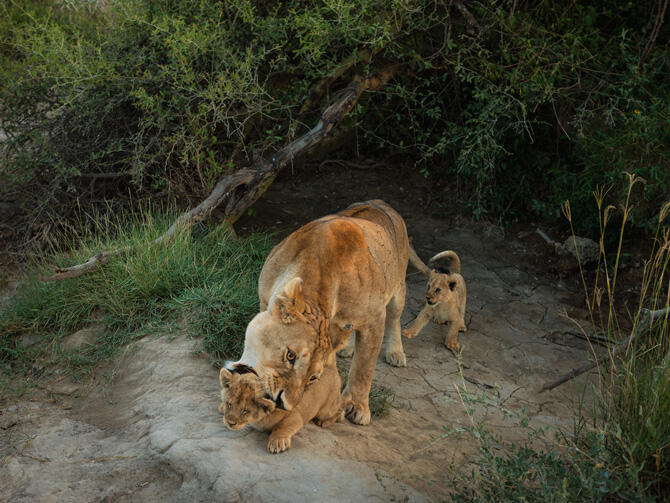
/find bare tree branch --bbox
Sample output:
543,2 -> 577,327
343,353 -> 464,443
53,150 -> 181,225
41,65 -> 399,282
539,307 -> 670,393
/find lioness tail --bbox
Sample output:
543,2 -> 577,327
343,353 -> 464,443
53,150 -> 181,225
408,245 -> 432,276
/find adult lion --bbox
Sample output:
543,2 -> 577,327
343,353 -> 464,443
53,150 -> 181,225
227,200 -> 410,425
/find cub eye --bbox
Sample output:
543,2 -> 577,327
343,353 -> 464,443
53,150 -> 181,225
242,409 -> 249,416
435,288 -> 442,293
226,401 -> 232,408
286,349 -> 296,363
309,375 -> 318,381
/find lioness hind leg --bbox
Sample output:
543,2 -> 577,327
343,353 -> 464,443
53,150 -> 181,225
383,285 -> 407,367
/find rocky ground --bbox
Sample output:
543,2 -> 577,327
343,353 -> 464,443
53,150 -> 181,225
0,163 -> 602,501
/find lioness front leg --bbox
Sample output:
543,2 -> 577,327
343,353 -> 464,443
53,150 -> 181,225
402,304 -> 432,339
342,320 -> 384,425
267,412 -> 305,454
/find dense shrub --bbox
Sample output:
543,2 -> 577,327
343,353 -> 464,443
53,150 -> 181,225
1,0 -> 668,238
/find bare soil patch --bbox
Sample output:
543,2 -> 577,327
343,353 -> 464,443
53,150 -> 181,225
1,162 -> 605,501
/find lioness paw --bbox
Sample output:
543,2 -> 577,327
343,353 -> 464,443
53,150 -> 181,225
267,435 -> 291,454
384,349 -> 407,367
344,401 -> 371,426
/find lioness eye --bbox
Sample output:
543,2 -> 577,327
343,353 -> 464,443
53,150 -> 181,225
286,349 -> 296,363
242,409 -> 249,416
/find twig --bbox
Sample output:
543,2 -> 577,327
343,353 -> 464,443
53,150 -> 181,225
41,65 -> 399,282
452,0 -> 482,34
539,307 -> 669,393
535,228 -> 556,246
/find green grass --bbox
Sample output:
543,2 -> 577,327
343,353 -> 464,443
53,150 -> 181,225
448,184 -> 669,502
0,211 -> 273,383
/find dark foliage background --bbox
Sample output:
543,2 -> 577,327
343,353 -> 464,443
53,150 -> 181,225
1,0 -> 668,240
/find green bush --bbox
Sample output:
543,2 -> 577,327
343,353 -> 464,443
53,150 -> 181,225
1,0 -> 668,239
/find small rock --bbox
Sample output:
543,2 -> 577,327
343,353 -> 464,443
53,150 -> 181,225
0,416 -> 18,430
49,381 -> 81,396
20,333 -> 42,348
62,325 -> 102,352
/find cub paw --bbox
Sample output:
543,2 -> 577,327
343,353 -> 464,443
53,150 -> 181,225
344,400 -> 371,426
445,339 -> 462,354
267,434 -> 292,454
401,328 -> 417,339
384,349 -> 407,367
337,346 -> 354,358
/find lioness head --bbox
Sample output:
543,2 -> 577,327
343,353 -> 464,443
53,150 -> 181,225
227,277 -> 330,411
219,368 -> 276,430
425,270 -> 459,306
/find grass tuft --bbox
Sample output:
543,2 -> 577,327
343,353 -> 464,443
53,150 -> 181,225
0,211 -> 273,382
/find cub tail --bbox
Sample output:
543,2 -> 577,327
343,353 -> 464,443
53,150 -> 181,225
428,250 -> 461,275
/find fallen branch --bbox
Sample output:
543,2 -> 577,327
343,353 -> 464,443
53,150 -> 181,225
42,65 -> 399,282
539,307 -> 670,393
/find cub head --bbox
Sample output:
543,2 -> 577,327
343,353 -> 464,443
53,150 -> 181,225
218,367 -> 276,430
227,277 -> 331,412
425,270 -> 460,306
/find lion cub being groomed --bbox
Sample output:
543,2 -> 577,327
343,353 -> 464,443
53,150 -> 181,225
218,351 -> 343,454
402,250 -> 468,352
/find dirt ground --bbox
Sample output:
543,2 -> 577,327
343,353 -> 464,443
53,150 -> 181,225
1,161 -> 607,501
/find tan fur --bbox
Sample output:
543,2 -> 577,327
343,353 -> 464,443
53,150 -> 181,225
229,200 -> 410,425
219,352 -> 343,453
402,250 -> 468,352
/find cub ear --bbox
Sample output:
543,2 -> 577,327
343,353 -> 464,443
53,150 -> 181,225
219,367 -> 233,389
256,397 -> 276,414
271,277 -> 306,324
448,280 -> 457,291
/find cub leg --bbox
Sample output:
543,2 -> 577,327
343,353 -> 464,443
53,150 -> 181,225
444,323 -> 462,353
342,318 -> 385,425
267,411 -> 305,454
314,391 -> 344,428
337,332 -> 355,358
402,304 -> 433,339
383,284 -> 407,367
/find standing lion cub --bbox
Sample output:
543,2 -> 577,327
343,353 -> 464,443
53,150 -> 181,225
219,352 -> 343,454
402,250 -> 468,352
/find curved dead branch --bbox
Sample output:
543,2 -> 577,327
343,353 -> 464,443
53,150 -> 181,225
539,306 -> 670,393
42,64 -> 399,282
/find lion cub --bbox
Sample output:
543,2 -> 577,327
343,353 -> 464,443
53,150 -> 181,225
219,352 -> 343,454
402,250 -> 467,352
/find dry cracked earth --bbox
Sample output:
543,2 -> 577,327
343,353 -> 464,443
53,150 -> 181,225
0,165 -> 600,502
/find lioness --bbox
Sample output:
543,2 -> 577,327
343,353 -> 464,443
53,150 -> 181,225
227,200 -> 414,425
218,352 -> 343,453
402,250 -> 468,352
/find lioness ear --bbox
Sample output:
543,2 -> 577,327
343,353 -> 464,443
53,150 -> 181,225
272,277 -> 306,323
219,368 -> 233,389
